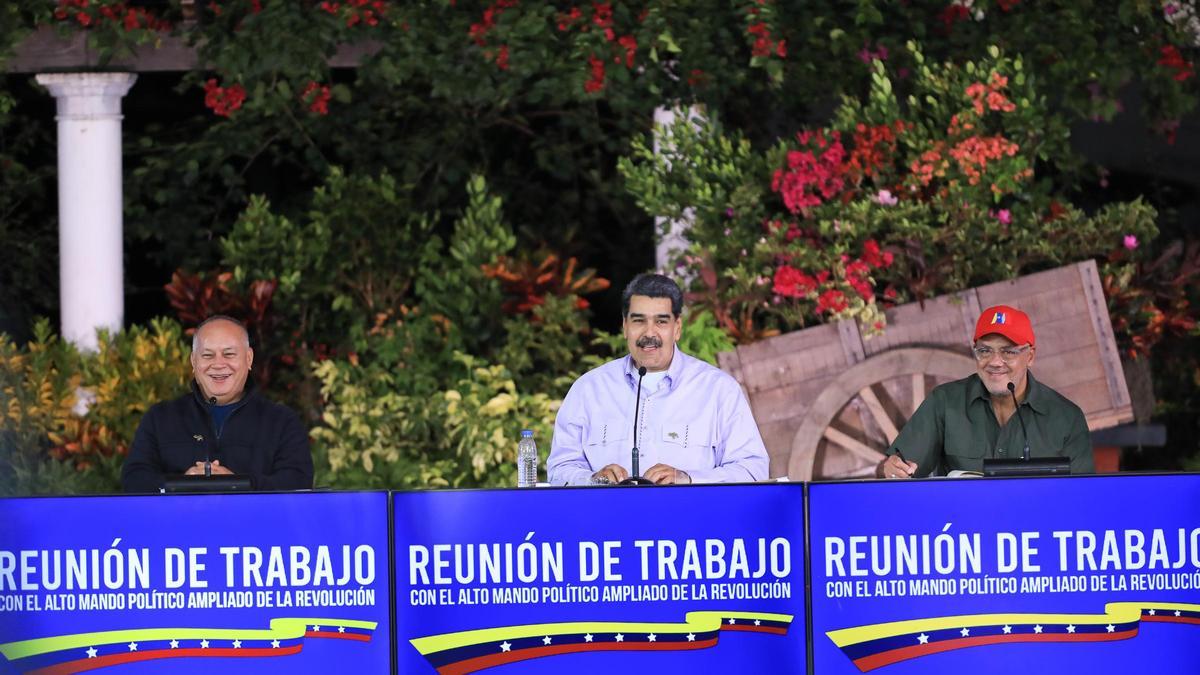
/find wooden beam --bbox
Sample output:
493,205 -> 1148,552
6,26 -> 380,74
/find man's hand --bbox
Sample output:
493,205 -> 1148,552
643,463 -> 691,485
877,454 -> 917,479
184,460 -> 234,476
591,464 -> 628,484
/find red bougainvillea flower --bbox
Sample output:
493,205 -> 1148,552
772,264 -> 818,298
584,54 -> 606,93
203,79 -> 246,117
1158,45 -> 1195,82
771,130 -> 847,215
816,289 -> 849,314
861,239 -> 893,268
300,81 -> 332,115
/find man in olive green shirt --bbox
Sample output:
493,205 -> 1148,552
878,305 -> 1094,478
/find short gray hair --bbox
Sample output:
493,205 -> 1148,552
192,315 -> 251,352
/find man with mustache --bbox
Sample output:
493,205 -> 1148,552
877,305 -> 1094,478
547,273 -> 768,485
121,315 -> 313,492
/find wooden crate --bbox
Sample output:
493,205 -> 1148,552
717,260 -> 1132,480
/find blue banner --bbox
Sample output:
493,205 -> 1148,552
392,484 -> 807,674
0,492 -> 391,674
808,475 -> 1200,674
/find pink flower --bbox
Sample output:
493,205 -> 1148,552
993,209 -> 1012,225
874,189 -> 898,206
1123,234 -> 1139,250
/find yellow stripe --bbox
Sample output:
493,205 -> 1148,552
826,602 -> 1200,647
0,618 -> 377,660
409,610 -> 792,655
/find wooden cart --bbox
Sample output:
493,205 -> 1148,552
717,260 -> 1132,480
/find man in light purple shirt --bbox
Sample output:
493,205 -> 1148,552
547,273 -> 768,485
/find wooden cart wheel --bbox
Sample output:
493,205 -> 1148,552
787,347 -> 976,481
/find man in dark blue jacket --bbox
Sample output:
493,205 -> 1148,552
121,315 -> 313,492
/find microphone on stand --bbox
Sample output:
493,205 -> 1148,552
1008,382 -> 1030,462
205,396 -> 217,477
620,366 -> 654,485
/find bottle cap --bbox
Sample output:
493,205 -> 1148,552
521,429 -> 533,437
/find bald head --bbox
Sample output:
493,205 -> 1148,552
191,316 -> 253,404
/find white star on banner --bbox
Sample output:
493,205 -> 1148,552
200,639 -> 210,649
647,634 -> 657,642
1176,610 -> 1182,617
728,618 -> 736,625
1002,625 -> 1012,635
233,639 -> 242,648
271,639 -> 281,648
1066,625 -> 1076,634
686,633 -> 696,642
1106,625 -> 1115,633
584,634 -> 593,643
128,642 -> 138,652
86,647 -> 98,658
1149,610 -> 1156,616
311,625 -> 320,632
338,626 -> 346,634
499,641 -> 512,653
542,636 -> 552,645
615,634 -> 625,642
754,619 -> 761,626
959,628 -> 970,637
917,634 -> 929,645
1033,626 -> 1043,634
169,639 -> 179,649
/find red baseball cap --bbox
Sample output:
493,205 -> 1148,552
974,305 -> 1035,346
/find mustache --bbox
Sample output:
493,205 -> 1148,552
636,336 -> 662,349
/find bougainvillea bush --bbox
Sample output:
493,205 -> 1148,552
621,45 -> 1159,342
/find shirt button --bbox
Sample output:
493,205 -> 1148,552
997,447 -> 1005,455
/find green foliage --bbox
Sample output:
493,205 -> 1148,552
415,174 -> 514,353
222,168 -> 436,337
0,318 -> 192,496
311,348 -> 559,490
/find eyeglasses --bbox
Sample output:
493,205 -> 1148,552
972,345 -> 1031,362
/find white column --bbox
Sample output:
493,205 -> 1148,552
652,105 -> 703,274
36,72 -> 136,350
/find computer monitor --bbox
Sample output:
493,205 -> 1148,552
161,475 -> 253,493
981,457 -> 1071,477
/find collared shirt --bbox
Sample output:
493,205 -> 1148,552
887,371 -> 1094,476
547,348 -> 769,485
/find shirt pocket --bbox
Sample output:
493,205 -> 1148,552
661,422 -> 715,472
585,420 -> 630,468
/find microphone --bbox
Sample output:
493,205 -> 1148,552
620,366 -> 654,485
205,396 -> 217,477
1008,382 -> 1030,462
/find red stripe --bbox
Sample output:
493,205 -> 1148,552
435,638 -> 720,675
850,629 -> 1139,672
1143,615 -> 1200,625
28,645 -> 303,675
306,631 -> 372,641
723,625 -> 789,635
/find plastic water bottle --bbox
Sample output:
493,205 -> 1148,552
517,429 -> 538,488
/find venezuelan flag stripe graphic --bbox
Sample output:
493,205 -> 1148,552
410,610 -> 792,674
827,601 -> 1200,671
0,618 -> 376,674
